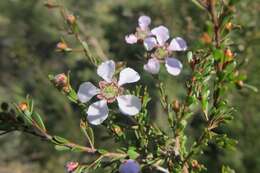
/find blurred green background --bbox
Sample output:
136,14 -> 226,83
0,0 -> 259,172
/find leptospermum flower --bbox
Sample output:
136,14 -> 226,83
143,25 -> 188,76
119,160 -> 140,173
125,15 -> 152,45
77,60 -> 141,125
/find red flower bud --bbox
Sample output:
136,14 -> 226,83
66,162 -> 79,173
53,73 -> 70,92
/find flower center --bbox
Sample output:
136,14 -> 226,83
98,81 -> 123,103
136,28 -> 149,40
154,47 -> 168,59
102,84 -> 119,99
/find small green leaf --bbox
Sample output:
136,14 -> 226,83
221,165 -> 235,173
67,89 -> 78,103
48,74 -> 55,81
26,96 -> 34,113
55,145 -> 70,151
98,149 -> 108,155
127,147 -> 139,160
80,120 -> 95,148
243,83 -> 258,93
201,89 -> 210,120
187,51 -> 193,63
213,49 -> 224,61
71,146 -> 85,152
32,112 -> 46,132
53,136 -> 69,144
86,127 -> 94,144
74,166 -> 86,173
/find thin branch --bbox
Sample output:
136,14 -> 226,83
208,0 -> 221,48
0,130 -> 14,136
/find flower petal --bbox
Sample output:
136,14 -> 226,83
165,57 -> 183,76
168,37 -> 187,51
97,60 -> 115,82
118,68 -> 140,86
87,100 -> 109,125
143,37 -> 157,51
119,160 -> 140,173
125,34 -> 138,44
138,15 -> 151,30
117,95 -> 141,116
143,58 -> 160,74
151,25 -> 169,46
77,82 -> 100,103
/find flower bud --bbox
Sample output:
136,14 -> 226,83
18,102 -> 28,112
112,125 -> 123,136
225,22 -> 233,31
119,160 -> 140,173
191,160 -> 201,169
56,42 -> 70,52
224,48 -> 234,61
53,73 -> 70,92
200,33 -> 212,44
191,76 -> 196,83
54,73 -> 68,86
172,100 -> 180,113
66,162 -> 79,173
236,80 -> 244,89
67,14 -> 76,25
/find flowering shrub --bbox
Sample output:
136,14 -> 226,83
0,0 -> 255,173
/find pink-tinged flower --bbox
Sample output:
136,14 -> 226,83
143,25 -> 187,76
77,60 -> 141,125
119,160 -> 140,173
66,162 -> 79,172
125,15 -> 152,45
145,25 -> 187,51
143,58 -> 160,74
125,34 -> 138,44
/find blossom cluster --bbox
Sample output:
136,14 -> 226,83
77,15 -> 187,126
125,15 -> 187,76
73,15 -> 188,173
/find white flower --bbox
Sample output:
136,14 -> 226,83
125,15 -> 152,45
77,60 -> 142,125
138,15 -> 151,31
143,25 -> 187,76
119,160 -> 140,173
143,58 -> 160,74
146,25 -> 188,51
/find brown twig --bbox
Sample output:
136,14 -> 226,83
208,0 -> 221,48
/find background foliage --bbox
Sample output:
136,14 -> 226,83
0,0 -> 259,172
